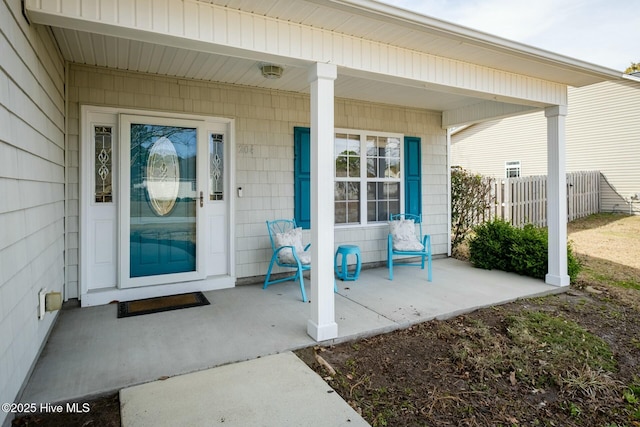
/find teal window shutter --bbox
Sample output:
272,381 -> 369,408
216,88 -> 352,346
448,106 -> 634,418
294,127 -> 311,229
404,136 -> 422,222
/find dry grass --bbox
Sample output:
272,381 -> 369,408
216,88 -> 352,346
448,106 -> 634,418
568,213 -> 640,270
297,213 -> 640,427
569,213 -> 640,309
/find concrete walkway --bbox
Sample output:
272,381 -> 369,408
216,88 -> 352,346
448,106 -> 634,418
120,352 -> 369,427
17,259 -> 564,426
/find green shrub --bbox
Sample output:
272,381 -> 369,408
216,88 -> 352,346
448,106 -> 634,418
469,219 -> 581,283
509,224 -> 548,278
468,219 -> 514,272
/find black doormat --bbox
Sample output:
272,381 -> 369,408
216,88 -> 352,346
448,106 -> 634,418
117,292 -> 210,318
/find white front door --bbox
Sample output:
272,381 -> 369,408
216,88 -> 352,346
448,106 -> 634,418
119,114 -> 208,288
80,107 -> 233,301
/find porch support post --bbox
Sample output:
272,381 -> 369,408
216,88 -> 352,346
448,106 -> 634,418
545,105 -> 570,287
307,62 -> 339,341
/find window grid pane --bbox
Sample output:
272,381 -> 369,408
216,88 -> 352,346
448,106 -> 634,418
335,133 -> 361,178
335,132 -> 403,225
366,182 -> 400,222
505,161 -> 521,178
366,136 -> 401,179
94,126 -> 113,203
335,181 -> 360,224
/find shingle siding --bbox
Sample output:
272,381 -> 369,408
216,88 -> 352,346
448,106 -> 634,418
67,64 -> 448,287
0,1 -> 66,425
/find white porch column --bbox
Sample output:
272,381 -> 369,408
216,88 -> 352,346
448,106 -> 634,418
545,105 -> 570,287
307,62 -> 339,341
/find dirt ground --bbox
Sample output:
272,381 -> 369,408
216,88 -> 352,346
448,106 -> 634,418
10,393 -> 120,427
12,213 -> 640,427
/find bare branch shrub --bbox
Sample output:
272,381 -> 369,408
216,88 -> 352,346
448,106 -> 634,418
451,167 -> 494,251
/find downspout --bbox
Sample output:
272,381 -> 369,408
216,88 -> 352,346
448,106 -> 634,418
446,128 -> 452,257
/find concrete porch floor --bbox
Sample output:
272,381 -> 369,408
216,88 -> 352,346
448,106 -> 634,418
19,258 -> 563,406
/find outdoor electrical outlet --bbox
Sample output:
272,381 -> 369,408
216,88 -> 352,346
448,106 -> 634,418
38,289 -> 47,320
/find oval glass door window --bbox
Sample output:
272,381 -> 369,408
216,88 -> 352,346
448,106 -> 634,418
146,136 -> 180,216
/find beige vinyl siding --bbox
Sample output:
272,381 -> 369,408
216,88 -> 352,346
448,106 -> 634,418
0,1 -> 66,424
67,64 -> 447,285
451,111 -> 547,177
451,80 -> 640,214
565,80 -> 640,214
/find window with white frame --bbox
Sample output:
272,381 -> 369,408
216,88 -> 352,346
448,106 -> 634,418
505,161 -> 521,178
334,130 -> 402,225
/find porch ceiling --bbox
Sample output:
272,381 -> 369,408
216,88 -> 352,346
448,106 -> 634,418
52,27 -> 477,112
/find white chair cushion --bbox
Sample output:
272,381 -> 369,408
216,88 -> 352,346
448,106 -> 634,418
274,227 -> 311,265
389,219 -> 424,251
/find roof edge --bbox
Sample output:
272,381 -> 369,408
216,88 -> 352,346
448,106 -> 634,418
319,0 -> 623,83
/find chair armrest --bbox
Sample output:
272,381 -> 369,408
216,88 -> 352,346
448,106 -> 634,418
422,234 -> 431,251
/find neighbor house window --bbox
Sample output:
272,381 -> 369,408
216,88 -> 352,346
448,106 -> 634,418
505,161 -> 521,178
334,130 -> 402,225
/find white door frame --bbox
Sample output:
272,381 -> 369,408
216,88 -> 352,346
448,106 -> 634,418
79,105 -> 236,304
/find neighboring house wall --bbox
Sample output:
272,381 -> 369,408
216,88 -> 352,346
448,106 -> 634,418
0,2 -> 66,425
66,64 -> 448,297
451,112 -> 547,176
451,80 -> 640,214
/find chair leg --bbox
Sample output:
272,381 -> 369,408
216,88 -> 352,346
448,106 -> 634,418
427,236 -> 432,282
297,266 -> 307,302
263,256 -> 278,289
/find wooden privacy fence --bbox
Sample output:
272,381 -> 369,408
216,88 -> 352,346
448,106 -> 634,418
483,171 -> 600,227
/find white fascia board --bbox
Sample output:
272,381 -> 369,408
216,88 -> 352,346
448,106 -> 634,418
622,73 -> 640,83
321,0 -> 623,84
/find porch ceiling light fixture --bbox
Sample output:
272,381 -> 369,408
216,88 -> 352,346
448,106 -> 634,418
260,63 -> 284,79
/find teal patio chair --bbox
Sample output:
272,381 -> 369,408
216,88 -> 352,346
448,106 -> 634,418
387,213 -> 432,281
264,219 -> 310,302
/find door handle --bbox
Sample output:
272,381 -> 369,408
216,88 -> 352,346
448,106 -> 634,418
199,191 -> 204,208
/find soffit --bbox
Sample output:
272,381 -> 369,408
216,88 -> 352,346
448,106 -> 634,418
52,27 -> 477,112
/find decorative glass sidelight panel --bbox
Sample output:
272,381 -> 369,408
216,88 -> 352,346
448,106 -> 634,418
94,126 -> 113,203
209,133 -> 224,200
